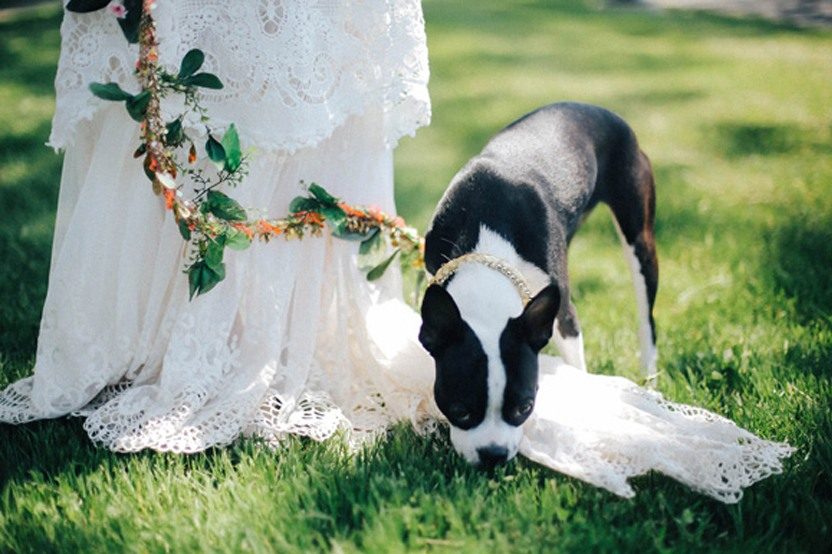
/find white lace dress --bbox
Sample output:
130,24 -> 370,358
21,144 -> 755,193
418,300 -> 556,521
0,0 -> 792,503
1,0 -> 435,450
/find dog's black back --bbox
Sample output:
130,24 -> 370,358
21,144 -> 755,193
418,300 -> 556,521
425,102 -> 649,283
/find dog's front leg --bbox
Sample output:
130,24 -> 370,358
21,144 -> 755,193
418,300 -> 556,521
553,302 -> 587,371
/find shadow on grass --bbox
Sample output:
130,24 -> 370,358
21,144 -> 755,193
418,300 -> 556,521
0,418 -> 273,489
444,48 -> 710,76
0,126 -> 61,362
710,122 -> 832,159
613,88 -> 705,109
0,6 -> 63,362
2,410 -> 827,551
0,5 -> 61,96
646,162 -> 736,249
765,211 -> 832,325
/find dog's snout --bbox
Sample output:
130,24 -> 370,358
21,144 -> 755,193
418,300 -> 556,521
476,445 -> 509,468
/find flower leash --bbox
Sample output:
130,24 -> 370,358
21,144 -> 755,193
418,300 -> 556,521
66,0 -> 425,298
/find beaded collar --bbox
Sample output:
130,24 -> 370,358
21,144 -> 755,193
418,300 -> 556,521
427,253 -> 533,306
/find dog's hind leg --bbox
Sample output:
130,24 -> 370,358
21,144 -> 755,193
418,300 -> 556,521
608,150 -> 659,383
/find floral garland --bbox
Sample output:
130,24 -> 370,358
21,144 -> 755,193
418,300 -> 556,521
67,0 -> 424,298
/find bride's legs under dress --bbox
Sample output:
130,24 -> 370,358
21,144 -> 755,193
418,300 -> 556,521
0,104 -> 436,451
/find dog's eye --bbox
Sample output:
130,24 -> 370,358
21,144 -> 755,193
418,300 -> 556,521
513,400 -> 534,419
447,404 -> 472,425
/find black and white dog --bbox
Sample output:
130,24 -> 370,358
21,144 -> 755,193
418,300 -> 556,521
418,102 -> 658,467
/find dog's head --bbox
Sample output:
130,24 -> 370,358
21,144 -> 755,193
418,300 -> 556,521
419,283 -> 560,467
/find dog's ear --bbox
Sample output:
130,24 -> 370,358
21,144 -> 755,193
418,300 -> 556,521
419,284 -> 464,355
519,285 -> 560,352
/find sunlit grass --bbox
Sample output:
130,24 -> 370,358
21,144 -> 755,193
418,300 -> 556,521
1,1 -> 831,551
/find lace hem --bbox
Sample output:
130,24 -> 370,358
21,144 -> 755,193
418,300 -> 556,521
519,362 -> 795,504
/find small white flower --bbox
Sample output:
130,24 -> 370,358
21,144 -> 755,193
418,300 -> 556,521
155,172 -> 176,190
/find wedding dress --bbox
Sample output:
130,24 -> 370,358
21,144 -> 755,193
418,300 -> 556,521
0,1 -> 791,503
1,0 -> 435,449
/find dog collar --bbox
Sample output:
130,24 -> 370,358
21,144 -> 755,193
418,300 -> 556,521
428,253 -> 533,306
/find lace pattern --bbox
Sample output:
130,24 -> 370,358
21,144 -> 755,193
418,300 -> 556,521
1,101 -> 435,454
49,0 -> 431,152
520,362 -> 794,503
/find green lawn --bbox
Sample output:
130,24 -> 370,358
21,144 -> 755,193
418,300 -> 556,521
2,1 -> 831,551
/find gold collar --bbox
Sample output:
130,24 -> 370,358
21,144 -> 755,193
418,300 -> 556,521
428,253 -> 533,306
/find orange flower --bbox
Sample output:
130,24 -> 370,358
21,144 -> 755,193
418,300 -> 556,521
304,212 -> 324,225
338,202 -> 365,219
367,205 -> 385,223
257,219 -> 283,236
147,155 -> 159,173
188,143 -> 197,165
233,222 -> 254,239
163,188 -> 176,210
298,211 -> 324,226
393,216 -> 405,228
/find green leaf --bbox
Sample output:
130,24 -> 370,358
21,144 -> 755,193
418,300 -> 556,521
185,73 -> 224,90
65,0 -> 110,13
204,240 -> 225,272
288,196 -> 320,213
225,227 -> 252,251
204,263 -> 225,293
308,183 -> 338,206
188,263 -> 203,299
188,260 -> 225,300
166,118 -> 184,146
221,124 -> 242,172
205,135 -> 226,169
179,49 -> 205,79
357,229 -> 385,271
205,190 -> 247,222
325,203 -> 367,240
178,219 -> 192,241
358,229 -> 382,256
89,82 -> 133,102
116,0 -> 142,44
412,270 -> 427,306
367,249 -> 400,281
125,91 -> 151,122
321,205 -> 346,227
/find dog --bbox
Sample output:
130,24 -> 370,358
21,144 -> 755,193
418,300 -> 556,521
418,102 -> 658,468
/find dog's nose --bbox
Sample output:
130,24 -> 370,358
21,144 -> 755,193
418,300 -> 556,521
476,445 -> 509,468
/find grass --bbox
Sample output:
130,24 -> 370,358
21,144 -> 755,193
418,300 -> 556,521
1,0 -> 831,551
